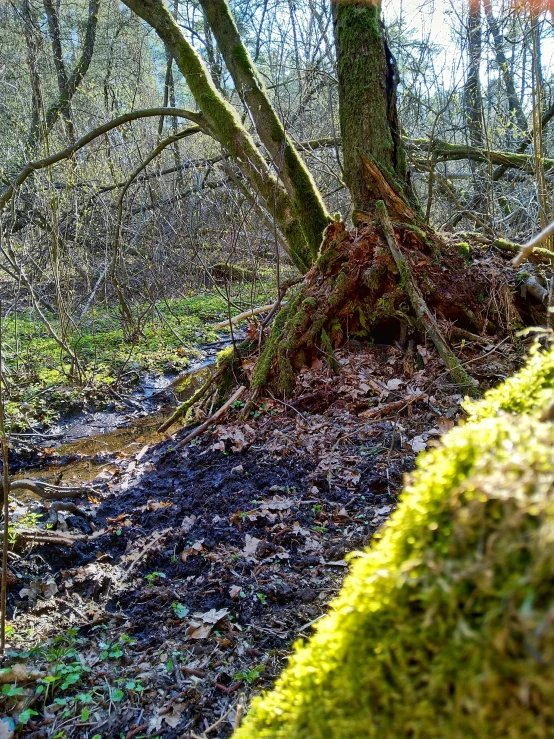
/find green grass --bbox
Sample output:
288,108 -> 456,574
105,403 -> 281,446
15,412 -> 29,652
1,285 -> 277,431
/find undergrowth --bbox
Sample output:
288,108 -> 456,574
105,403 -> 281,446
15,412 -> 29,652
1,286 -> 276,432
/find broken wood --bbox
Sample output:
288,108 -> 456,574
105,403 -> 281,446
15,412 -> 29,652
12,528 -> 79,547
375,201 -> 477,397
176,385 -> 246,449
213,304 -> 280,330
513,220 -> 554,267
158,366 -> 225,434
359,392 -> 427,419
10,479 -> 95,500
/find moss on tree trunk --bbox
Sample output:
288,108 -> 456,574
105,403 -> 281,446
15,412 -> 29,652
333,0 -> 415,212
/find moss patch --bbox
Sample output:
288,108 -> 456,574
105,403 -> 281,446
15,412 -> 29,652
236,346 -> 554,738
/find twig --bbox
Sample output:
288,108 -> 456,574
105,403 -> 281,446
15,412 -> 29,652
12,528 -> 78,546
0,300 -> 9,653
513,219 -> 554,267
175,386 -> 246,449
157,366 -> 225,434
298,613 -> 326,633
234,694 -> 245,731
121,527 -> 172,580
9,479 -> 95,500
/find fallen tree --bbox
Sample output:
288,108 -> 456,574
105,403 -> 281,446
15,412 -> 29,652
235,343 -> 554,738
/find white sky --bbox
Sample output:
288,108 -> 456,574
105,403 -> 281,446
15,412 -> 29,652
383,0 -> 554,87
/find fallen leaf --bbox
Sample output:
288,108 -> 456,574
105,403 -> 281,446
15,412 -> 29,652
386,378 -> 403,390
185,622 -> 213,640
409,436 -> 427,452
181,515 -> 197,533
0,718 -> 15,739
264,497 -> 293,511
146,500 -> 173,511
437,416 -> 455,433
199,608 -> 229,624
242,535 -> 261,558
229,585 -> 242,599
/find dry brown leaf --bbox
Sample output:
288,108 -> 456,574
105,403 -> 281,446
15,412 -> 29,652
437,416 -> 455,433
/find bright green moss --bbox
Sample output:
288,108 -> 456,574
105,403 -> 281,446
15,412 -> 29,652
236,346 -> 554,738
466,343 -> 554,421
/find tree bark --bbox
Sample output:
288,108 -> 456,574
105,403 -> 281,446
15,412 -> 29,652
43,0 -> 76,143
464,0 -> 485,149
332,0 -> 414,213
483,0 -> 527,136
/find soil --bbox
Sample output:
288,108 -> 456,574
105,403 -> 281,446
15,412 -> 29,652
0,324 -> 524,739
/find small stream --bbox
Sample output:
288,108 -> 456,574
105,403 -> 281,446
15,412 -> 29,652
9,334 -> 241,487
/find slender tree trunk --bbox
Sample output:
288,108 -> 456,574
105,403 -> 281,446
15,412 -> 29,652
464,0 -> 485,149
21,0 -> 44,152
43,0 -> 76,143
483,0 -> 527,136
332,0 -> 414,214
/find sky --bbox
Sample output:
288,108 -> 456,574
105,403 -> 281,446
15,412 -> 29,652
383,0 -> 554,90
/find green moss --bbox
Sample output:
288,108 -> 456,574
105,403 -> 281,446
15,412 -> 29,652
454,241 -> 471,264
236,346 -> 554,738
466,343 -> 554,421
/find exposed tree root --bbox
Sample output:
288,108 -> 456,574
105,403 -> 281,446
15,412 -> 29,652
247,209 -> 493,397
375,202 -> 477,396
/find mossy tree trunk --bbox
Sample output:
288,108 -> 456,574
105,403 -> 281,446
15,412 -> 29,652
333,0 -> 416,213
198,0 -> 331,262
121,0 -> 315,273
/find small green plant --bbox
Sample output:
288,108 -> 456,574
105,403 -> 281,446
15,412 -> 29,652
172,602 -> 189,619
234,665 -> 264,684
18,709 -> 38,726
144,571 -> 166,586
2,684 -> 23,697
256,592 -> 267,605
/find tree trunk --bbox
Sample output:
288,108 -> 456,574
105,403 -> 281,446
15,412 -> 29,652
332,0 -> 414,214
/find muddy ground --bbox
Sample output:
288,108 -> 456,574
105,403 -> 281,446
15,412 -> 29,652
0,333 -> 523,739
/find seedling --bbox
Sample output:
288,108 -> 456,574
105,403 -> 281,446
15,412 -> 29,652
172,602 -> 189,619
145,571 -> 166,586
233,665 -> 264,684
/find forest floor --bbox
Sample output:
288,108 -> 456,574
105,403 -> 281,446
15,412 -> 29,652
0,236 -> 544,738
0,327 -> 524,739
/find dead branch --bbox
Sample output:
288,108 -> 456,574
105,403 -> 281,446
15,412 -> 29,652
157,366 -> 225,433
12,528 -> 80,547
512,220 -> 554,267
176,385 -> 246,449
359,393 -> 427,419
9,479 -> 95,500
213,304 -> 280,330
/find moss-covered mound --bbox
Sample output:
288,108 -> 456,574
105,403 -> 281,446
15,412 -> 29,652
236,345 -> 554,738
